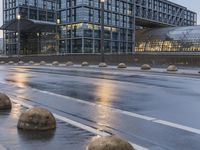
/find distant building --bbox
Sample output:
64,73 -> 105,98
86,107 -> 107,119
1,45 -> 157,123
0,0 -> 197,55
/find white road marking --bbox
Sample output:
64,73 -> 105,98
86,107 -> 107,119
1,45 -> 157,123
11,98 -> 148,150
32,88 -> 156,121
154,120 -> 200,135
21,87 -> 200,135
1,79 -> 200,136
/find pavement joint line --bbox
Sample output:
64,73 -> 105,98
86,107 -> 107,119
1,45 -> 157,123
10,98 -> 148,150
1,80 -> 200,136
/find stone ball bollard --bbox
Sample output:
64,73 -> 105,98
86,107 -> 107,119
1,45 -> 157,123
8,61 -> 14,65
118,63 -> 127,69
17,107 -> 56,130
66,61 -> 74,66
18,61 -> 24,65
87,135 -> 135,150
99,62 -> 107,68
82,62 -> 89,67
28,61 -> 34,65
52,61 -> 59,66
40,61 -> 46,66
141,64 -> 151,70
0,93 -> 12,110
0,61 -> 5,64
167,65 -> 178,72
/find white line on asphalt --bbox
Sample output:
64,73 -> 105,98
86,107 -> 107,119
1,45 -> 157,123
2,81 -> 200,137
154,120 -> 200,135
32,88 -> 156,121
28,88 -> 200,135
11,98 -> 148,150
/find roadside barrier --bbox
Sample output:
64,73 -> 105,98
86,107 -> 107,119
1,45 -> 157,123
141,64 -> 151,70
167,65 -> 178,72
17,107 -> 56,130
0,93 -> 12,110
87,135 -> 135,150
118,63 -> 127,69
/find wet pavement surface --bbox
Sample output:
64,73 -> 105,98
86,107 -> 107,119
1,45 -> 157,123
0,103 -> 94,150
0,65 -> 200,150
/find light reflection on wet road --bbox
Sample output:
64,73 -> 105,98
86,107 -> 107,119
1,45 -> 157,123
1,65 -> 200,149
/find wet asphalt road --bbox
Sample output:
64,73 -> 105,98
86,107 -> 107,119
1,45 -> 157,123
0,65 -> 200,150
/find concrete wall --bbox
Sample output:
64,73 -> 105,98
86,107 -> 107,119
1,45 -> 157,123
0,54 -> 200,66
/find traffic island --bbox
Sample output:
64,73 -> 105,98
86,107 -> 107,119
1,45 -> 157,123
118,63 -> 127,69
82,62 -> 89,67
0,93 -> 12,110
17,107 -> 56,130
87,135 -> 135,150
99,62 -> 107,68
167,65 -> 178,72
52,61 -> 59,66
141,64 -> 151,70
66,61 -> 74,66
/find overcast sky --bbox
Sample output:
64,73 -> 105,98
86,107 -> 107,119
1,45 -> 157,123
0,0 -> 199,38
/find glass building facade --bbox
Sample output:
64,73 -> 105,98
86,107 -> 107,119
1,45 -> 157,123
2,0 -> 57,55
57,0 -> 135,54
1,0 -> 197,55
136,26 -> 200,52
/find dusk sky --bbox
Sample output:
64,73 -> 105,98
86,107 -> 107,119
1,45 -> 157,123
0,0 -> 199,38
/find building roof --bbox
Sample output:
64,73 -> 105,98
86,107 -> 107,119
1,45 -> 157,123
0,19 -> 56,32
136,25 -> 200,42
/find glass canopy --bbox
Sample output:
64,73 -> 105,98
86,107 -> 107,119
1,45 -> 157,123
135,26 -> 200,52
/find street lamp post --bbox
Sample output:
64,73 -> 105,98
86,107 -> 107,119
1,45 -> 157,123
37,33 -> 40,55
100,0 -> 105,63
17,14 -> 21,60
56,19 -> 60,54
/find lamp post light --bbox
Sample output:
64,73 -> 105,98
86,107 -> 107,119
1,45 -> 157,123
100,0 -> 105,63
17,14 -> 21,60
56,19 -> 60,54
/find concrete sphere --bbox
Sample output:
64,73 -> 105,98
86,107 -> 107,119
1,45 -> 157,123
18,61 -> 24,65
167,65 -> 178,72
99,62 -> 107,68
82,62 -> 89,67
0,93 -> 12,110
17,107 -> 56,130
118,63 -> 127,69
66,61 -> 74,66
40,61 -> 46,65
0,61 -> 5,64
141,64 -> 151,70
28,61 -> 34,65
87,136 -> 135,150
8,61 -> 14,65
52,61 -> 59,66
